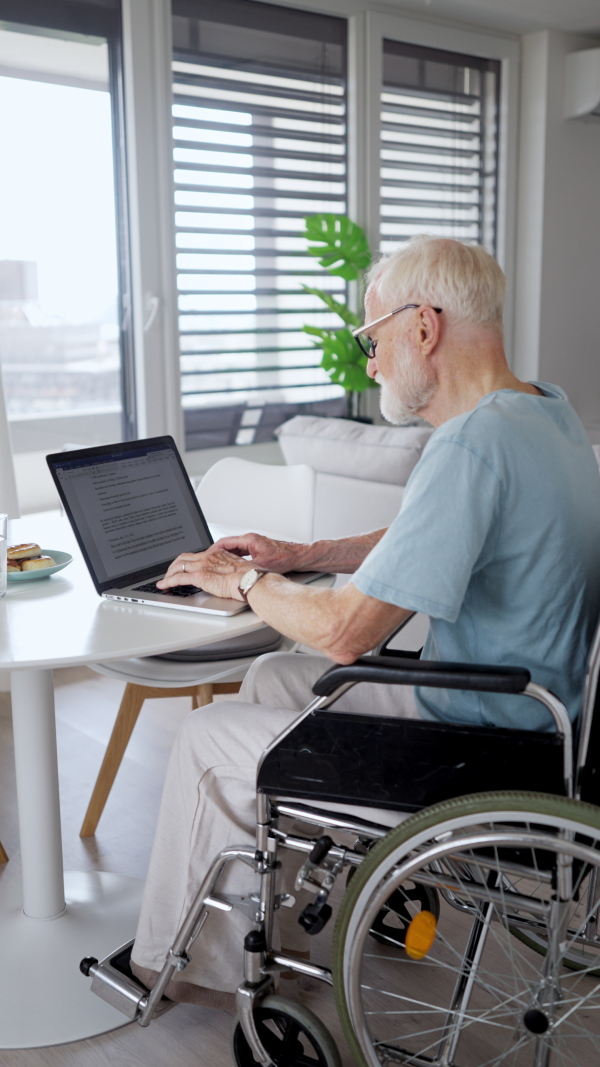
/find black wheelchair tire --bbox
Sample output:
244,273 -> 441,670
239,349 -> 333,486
230,994 -> 341,1067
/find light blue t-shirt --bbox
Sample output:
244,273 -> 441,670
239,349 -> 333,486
352,383 -> 600,731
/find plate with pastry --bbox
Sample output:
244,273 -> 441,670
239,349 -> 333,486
7,545 -> 73,581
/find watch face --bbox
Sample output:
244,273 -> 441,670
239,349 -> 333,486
241,569 -> 257,592
240,568 -> 263,596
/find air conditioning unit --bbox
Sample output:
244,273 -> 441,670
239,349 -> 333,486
565,48 -> 600,120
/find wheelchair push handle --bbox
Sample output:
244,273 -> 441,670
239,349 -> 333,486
312,655 -> 531,697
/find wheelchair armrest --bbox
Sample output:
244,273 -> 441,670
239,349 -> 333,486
312,655 -> 531,697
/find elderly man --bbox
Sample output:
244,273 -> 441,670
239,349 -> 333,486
131,235 -> 600,1007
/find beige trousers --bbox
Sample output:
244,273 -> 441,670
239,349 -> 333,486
131,651 -> 419,992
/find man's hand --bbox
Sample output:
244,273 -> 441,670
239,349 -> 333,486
156,548 -> 251,601
209,532 -> 306,572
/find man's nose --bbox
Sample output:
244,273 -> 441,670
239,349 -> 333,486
366,357 -> 377,380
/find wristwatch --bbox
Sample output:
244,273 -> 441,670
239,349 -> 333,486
238,567 -> 270,602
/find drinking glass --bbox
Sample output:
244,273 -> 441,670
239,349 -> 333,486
0,514 -> 6,598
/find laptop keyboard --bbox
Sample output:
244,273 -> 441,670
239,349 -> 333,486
134,581 -> 200,598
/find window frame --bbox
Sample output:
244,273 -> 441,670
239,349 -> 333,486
0,0 -> 138,450
120,0 -> 519,472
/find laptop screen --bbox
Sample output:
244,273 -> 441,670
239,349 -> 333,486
48,438 -> 213,589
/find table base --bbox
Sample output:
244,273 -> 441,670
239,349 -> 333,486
0,870 -> 144,1048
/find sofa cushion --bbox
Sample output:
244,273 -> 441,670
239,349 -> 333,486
276,416 -> 432,486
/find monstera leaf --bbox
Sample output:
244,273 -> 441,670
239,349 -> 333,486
317,328 -> 377,393
300,213 -> 374,399
304,215 -> 371,280
300,285 -> 360,328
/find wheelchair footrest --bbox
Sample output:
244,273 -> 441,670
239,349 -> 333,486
80,940 -> 173,1021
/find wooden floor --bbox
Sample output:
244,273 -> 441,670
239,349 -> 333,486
0,667 -> 352,1067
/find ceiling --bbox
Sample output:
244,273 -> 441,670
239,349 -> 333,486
382,0 -> 600,37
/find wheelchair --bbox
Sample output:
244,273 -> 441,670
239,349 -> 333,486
81,618 -> 600,1066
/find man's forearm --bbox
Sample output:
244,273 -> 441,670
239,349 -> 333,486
246,572 -> 410,663
293,529 -> 386,573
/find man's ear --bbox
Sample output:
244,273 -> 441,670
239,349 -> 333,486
417,306 -> 441,356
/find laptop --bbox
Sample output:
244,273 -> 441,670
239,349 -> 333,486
47,436 -> 322,616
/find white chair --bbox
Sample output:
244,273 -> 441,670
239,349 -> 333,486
80,458 -> 316,837
196,455 -> 316,540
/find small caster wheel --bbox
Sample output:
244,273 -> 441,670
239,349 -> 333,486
346,868 -> 439,949
231,994 -> 341,1067
80,957 -> 98,977
368,882 -> 440,949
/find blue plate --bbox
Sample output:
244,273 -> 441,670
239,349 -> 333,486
8,549 -> 73,582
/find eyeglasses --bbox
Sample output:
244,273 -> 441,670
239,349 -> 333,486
352,304 -> 443,359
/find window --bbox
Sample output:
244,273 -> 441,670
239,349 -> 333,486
0,0 -> 134,455
380,41 -> 500,255
171,0 -> 347,450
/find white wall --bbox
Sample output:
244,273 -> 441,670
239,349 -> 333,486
513,30 -> 600,436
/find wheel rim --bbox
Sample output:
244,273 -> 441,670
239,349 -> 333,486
335,797 -> 600,1067
233,1004 -> 333,1067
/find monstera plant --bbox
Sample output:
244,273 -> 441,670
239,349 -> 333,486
301,213 -> 377,419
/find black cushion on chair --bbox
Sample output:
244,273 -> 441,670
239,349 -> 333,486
152,626 -> 284,662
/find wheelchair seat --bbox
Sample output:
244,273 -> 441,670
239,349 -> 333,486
257,709 -> 566,812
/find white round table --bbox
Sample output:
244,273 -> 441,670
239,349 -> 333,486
0,513 -> 282,1048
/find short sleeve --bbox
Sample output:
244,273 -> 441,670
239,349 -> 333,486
351,437 -> 503,621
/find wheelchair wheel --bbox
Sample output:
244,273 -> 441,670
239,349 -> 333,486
231,994 -> 341,1067
333,791 -> 600,1067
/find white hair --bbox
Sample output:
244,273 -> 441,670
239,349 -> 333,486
367,235 -> 506,333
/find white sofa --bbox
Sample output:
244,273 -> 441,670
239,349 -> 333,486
275,415 -> 433,540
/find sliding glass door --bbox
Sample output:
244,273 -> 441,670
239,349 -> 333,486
0,0 -> 134,455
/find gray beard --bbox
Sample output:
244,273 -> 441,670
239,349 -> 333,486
378,366 -> 437,426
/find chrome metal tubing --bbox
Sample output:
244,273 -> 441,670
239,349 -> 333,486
268,953 -> 333,985
585,866 -> 600,940
437,898 -> 494,1066
416,869 -> 550,916
272,801 -> 390,839
260,843 -> 278,949
270,830 -> 364,868
524,682 -> 573,795
236,978 -> 275,1067
575,623 -> 600,796
138,845 -> 257,1025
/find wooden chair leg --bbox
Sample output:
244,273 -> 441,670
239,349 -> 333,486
190,681 -> 243,709
0,840 -> 8,864
192,683 -> 214,709
80,683 -> 147,838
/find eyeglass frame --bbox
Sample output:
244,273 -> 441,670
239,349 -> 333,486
352,303 -> 443,359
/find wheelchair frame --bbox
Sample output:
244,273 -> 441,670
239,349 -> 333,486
81,619 -> 600,1067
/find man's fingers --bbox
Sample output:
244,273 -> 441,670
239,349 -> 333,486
212,535 -> 257,556
157,568 -> 202,589
158,553 -> 204,587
